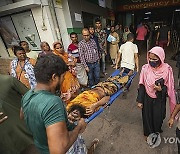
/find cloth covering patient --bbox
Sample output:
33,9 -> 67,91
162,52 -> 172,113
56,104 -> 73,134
67,75 -> 129,121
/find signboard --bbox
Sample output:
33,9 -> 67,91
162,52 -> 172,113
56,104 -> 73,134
118,0 -> 180,11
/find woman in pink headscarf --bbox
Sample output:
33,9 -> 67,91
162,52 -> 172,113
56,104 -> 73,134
137,46 -> 176,140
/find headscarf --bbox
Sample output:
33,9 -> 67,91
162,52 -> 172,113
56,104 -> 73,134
139,46 -> 176,113
52,41 -> 68,64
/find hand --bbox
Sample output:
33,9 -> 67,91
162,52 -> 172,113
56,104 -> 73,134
137,102 -> 143,109
85,67 -> 89,72
68,110 -> 81,123
167,42 -> 170,47
78,118 -> 87,134
85,104 -> 96,116
154,83 -> 162,91
0,112 -> 8,124
61,90 -> 72,101
168,117 -> 174,128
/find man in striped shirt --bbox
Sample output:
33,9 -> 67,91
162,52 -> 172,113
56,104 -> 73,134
78,28 -> 100,87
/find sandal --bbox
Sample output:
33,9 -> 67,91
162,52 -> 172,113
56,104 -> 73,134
88,138 -> 99,154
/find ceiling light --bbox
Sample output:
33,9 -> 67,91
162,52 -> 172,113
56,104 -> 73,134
145,12 -> 151,15
144,17 -> 149,20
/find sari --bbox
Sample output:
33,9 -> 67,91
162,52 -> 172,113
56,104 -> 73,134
53,49 -> 80,98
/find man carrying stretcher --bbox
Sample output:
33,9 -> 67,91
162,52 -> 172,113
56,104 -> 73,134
65,74 -> 130,122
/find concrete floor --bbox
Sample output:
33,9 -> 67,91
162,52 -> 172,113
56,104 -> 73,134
83,46 -> 179,154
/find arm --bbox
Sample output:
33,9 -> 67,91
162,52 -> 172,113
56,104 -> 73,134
47,119 -> 86,154
168,104 -> 180,128
156,32 -> 160,44
167,31 -> 170,46
85,96 -> 110,115
12,77 -> 28,95
134,53 -> 139,72
115,52 -> 121,69
137,84 -> 145,109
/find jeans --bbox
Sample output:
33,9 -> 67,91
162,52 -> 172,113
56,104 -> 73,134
100,52 -> 106,73
87,61 -> 100,87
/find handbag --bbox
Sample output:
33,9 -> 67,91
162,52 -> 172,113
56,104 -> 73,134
155,78 -> 164,87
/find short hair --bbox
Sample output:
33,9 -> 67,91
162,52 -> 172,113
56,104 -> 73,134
19,41 -> 27,46
127,33 -> 134,41
88,25 -> 94,29
95,18 -> 101,23
70,32 -> 77,37
34,54 -> 68,84
12,46 -> 25,56
82,28 -> 89,33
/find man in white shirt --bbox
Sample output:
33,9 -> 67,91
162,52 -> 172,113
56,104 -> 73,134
115,33 -> 139,76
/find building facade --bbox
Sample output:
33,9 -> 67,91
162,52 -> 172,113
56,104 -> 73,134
0,0 -> 112,59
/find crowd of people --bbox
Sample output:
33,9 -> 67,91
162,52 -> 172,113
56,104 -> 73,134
0,18 -> 179,153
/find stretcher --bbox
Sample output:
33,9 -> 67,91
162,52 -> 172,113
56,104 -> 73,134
85,70 -> 137,123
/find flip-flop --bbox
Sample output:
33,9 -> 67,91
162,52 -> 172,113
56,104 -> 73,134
88,138 -> 99,153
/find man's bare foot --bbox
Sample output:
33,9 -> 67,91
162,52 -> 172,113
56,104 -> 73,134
88,138 -> 99,154
144,136 -> 148,142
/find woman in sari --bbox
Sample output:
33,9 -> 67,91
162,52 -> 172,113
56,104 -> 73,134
53,42 -> 80,101
10,46 -> 36,89
137,47 -> 176,143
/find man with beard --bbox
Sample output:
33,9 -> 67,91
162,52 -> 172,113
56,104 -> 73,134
21,54 -> 87,154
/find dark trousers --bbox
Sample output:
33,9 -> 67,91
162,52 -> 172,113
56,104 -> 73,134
87,62 -> 100,87
136,40 -> 145,55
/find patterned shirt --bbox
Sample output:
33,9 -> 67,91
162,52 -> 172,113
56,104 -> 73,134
78,39 -> 99,68
95,29 -> 107,52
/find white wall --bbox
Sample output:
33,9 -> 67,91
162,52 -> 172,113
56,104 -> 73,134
53,0 -> 71,50
31,6 -> 57,49
0,37 -> 9,58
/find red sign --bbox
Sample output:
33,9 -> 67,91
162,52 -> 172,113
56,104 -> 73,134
118,0 -> 180,11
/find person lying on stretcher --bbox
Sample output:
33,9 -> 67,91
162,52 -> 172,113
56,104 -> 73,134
64,74 -> 130,121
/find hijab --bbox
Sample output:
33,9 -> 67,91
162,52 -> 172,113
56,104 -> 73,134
139,46 -> 176,113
